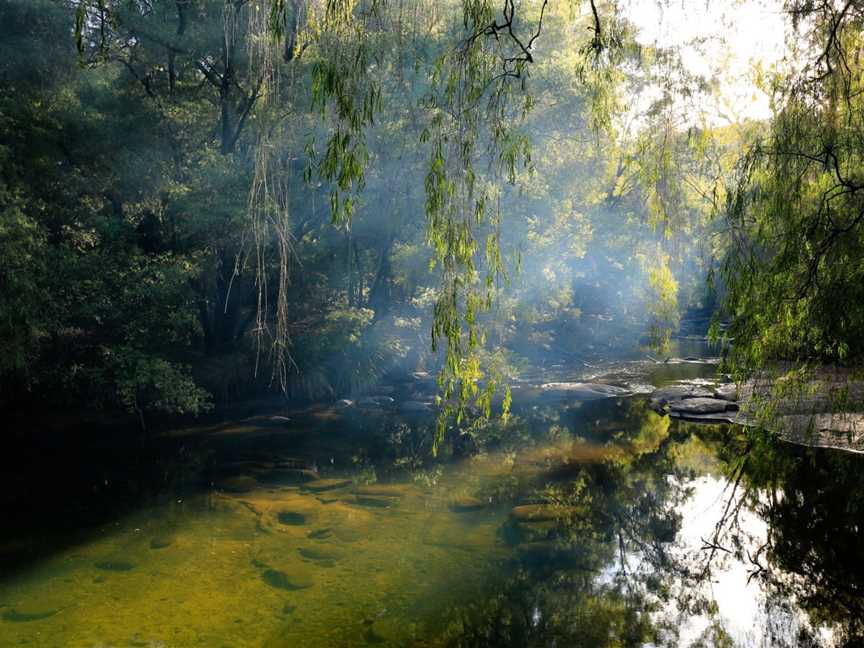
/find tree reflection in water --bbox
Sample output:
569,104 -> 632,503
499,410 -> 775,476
434,399 -> 864,647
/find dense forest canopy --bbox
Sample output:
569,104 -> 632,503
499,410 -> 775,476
1,0 -> 862,436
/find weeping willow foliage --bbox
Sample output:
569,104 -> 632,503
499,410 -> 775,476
246,1 -> 298,389
255,0 -> 631,451
70,0 -> 662,444
717,1 -> 864,375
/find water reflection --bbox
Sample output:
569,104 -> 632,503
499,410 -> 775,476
0,388 -> 862,646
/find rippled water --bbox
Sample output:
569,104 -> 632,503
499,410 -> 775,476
1,355 -> 862,647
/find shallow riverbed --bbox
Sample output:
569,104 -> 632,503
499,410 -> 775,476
1,356 -> 862,647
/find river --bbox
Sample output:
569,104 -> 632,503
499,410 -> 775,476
0,349 -> 861,646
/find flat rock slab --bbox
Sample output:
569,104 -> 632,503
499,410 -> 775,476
668,411 -> 753,425
668,397 -> 736,415
713,384 -> 739,401
540,382 -> 630,400
649,384 -> 714,406
778,413 -> 864,453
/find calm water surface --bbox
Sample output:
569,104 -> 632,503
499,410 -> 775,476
1,356 -> 862,647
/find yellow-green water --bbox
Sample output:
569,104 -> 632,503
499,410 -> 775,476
0,463 -> 512,646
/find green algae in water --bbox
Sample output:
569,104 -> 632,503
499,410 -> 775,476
261,569 -> 313,591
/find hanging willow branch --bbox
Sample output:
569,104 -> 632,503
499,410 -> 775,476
249,0 -> 625,447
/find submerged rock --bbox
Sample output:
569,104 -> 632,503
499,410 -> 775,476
94,560 -> 135,572
303,478 -> 351,493
216,476 -> 259,493
353,484 -> 413,498
261,569 -> 313,591
149,536 -> 173,550
333,528 -> 365,543
298,547 -> 341,564
357,396 -> 395,408
354,495 -> 398,509
307,528 -> 333,540
277,511 -> 307,526
259,468 -> 319,485
448,496 -> 486,512
2,607 -> 58,622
